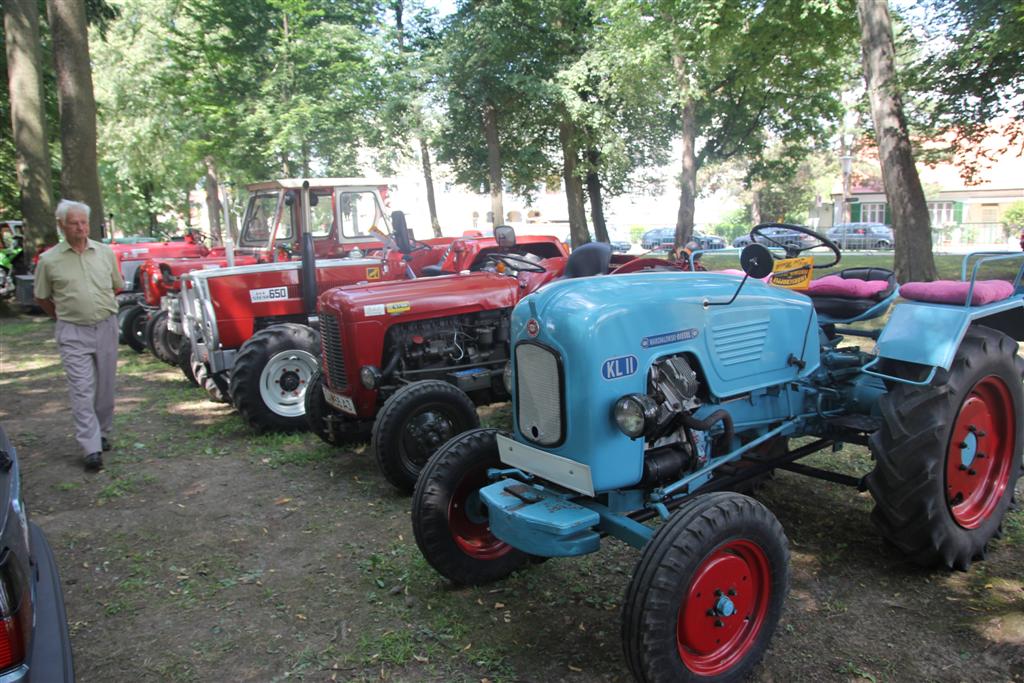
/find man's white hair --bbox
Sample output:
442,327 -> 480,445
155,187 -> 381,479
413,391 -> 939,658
55,199 -> 91,223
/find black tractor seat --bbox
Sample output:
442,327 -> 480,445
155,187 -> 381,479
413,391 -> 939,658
563,241 -> 612,279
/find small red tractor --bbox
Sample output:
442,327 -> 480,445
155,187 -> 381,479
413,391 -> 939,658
307,229 -> 694,491
179,179 -> 466,430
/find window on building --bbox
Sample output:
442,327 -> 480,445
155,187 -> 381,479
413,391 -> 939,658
862,203 -> 886,223
928,201 -> 954,226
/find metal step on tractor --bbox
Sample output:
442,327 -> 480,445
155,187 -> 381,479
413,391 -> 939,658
410,223 -> 1024,682
178,179 -> 470,431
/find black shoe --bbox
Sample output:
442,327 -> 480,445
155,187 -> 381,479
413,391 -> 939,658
101,437 -> 112,452
84,452 -> 103,471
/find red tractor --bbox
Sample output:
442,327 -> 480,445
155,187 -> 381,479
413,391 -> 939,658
306,228 -> 644,492
179,179 -> 464,430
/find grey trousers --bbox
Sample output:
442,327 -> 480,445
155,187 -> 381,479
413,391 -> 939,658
55,315 -> 118,456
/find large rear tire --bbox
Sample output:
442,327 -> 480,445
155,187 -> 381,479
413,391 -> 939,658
121,304 -> 149,353
229,323 -> 320,432
116,293 -> 144,344
145,309 -> 181,365
305,370 -> 371,446
372,380 -> 480,493
623,492 -> 789,683
412,428 -> 528,585
866,325 -> 1024,570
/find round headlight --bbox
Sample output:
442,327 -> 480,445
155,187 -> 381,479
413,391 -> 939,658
613,394 -> 658,439
360,365 -> 381,389
502,361 -> 513,394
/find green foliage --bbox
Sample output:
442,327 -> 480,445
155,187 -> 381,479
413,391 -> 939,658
710,207 -> 750,241
1003,201 -> 1024,233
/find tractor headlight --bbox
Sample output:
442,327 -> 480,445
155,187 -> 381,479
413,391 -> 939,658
360,365 -> 381,389
502,361 -> 513,394
613,394 -> 658,439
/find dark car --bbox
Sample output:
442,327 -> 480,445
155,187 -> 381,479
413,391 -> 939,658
609,239 -> 632,253
0,425 -> 75,682
826,222 -> 893,250
693,230 -> 726,250
640,227 -> 674,250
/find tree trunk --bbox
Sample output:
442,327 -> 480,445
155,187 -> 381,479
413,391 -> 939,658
204,156 -> 223,246
585,150 -> 608,242
559,119 -> 589,248
482,101 -> 503,226
857,0 -> 936,283
672,55 -> 698,249
46,0 -> 104,239
751,184 -> 763,226
420,138 -> 441,237
4,0 -> 55,254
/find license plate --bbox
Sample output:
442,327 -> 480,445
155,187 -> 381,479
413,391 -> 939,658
323,387 -> 356,415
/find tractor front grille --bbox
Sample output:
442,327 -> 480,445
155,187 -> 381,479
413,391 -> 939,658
320,312 -> 347,389
515,342 -> 563,446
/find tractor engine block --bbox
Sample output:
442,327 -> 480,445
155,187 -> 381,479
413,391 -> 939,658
388,310 -> 511,374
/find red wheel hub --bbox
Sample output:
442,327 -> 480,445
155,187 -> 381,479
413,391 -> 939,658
946,375 -> 1015,529
676,539 -> 771,676
448,467 -> 513,560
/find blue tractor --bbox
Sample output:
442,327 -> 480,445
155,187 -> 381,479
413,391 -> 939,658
411,224 -> 1024,682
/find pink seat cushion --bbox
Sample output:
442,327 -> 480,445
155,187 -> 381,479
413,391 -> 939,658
807,275 -> 890,299
900,279 -> 1016,306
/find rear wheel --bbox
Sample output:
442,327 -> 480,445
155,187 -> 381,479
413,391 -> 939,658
145,309 -> 181,365
866,325 -> 1024,569
623,492 -> 789,683
229,323 -> 320,432
121,304 -> 149,353
412,428 -> 528,584
305,370 -> 371,446
372,380 -> 480,493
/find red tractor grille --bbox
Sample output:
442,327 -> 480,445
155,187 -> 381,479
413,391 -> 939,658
321,312 -> 347,389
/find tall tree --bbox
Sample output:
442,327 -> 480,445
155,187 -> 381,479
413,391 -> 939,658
596,0 -> 857,249
857,0 -> 936,282
47,0 -> 104,238
3,0 -> 55,252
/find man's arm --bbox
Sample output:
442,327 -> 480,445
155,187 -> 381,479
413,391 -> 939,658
35,298 -> 56,320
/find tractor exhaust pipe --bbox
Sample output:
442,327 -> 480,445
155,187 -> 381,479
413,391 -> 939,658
299,181 -> 318,321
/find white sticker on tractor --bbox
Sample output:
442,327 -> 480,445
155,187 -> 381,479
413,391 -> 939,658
364,304 -> 385,317
249,286 -> 289,303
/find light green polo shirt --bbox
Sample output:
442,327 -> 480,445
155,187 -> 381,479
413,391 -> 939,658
34,239 -> 125,325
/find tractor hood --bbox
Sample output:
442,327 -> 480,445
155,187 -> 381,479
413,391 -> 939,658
507,271 -> 820,492
319,271 -> 522,324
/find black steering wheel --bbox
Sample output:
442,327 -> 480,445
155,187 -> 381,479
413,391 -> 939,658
486,253 -> 547,273
749,222 -> 840,268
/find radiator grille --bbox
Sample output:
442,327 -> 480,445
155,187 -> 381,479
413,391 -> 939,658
515,343 -> 563,446
321,312 -> 347,389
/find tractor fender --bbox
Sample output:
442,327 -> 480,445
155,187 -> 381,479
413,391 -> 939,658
875,298 -> 1024,371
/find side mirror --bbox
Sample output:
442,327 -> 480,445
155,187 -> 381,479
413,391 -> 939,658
740,243 -> 773,279
391,211 -> 413,254
284,191 -> 296,207
309,193 -> 319,207
494,224 -> 516,249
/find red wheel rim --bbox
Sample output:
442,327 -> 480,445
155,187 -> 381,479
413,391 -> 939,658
448,465 -> 513,560
676,539 -> 772,676
945,375 -> 1015,529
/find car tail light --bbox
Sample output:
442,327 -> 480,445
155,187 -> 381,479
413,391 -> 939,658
0,550 -> 29,671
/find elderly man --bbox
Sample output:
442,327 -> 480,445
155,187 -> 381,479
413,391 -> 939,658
34,200 -> 124,471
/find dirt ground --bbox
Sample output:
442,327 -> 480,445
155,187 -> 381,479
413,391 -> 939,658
1,312 -> 1022,683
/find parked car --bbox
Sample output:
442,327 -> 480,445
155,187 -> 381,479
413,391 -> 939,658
0,425 -> 75,682
734,226 -> 820,251
562,236 -> 631,253
642,228 -> 725,251
827,222 -> 893,250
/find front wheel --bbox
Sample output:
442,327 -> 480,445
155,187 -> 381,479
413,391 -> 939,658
145,309 -> 181,365
121,304 -> 149,353
229,323 -> 320,432
177,338 -> 199,386
623,492 -> 789,683
412,428 -> 528,585
372,380 -> 480,493
866,325 -> 1024,570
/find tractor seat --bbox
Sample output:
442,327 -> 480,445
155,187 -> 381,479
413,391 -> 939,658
899,279 -> 1015,306
563,241 -> 612,278
805,267 -> 896,320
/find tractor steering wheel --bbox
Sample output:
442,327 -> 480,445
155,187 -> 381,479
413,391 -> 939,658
486,253 -> 547,273
749,222 -> 840,268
